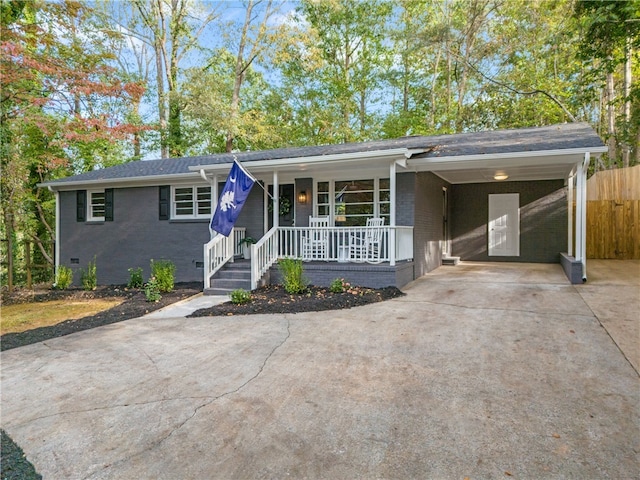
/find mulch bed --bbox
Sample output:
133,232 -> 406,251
188,284 -> 405,317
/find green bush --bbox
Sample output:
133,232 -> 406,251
55,266 -> 73,290
330,277 -> 350,293
144,276 -> 162,302
229,288 -> 252,304
80,256 -> 97,291
278,257 -> 308,294
150,259 -> 175,292
127,267 -> 144,289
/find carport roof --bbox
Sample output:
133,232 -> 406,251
41,122 -> 606,189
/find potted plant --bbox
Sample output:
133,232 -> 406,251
238,236 -> 256,259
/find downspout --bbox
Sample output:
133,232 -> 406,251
49,187 -> 60,283
200,169 -> 217,240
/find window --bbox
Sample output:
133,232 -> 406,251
316,178 -> 390,226
172,186 -> 211,219
88,190 -> 105,221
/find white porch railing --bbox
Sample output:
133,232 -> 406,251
205,225 -> 414,291
203,227 -> 246,289
251,226 -> 279,290
277,226 -> 414,265
234,227 -> 246,257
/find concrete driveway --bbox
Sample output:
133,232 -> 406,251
1,262 -> 638,479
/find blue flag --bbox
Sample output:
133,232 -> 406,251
210,160 -> 256,237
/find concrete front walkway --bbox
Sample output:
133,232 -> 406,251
1,262 -> 638,479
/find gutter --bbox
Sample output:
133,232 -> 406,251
188,148 -> 426,174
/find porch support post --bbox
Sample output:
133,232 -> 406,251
389,161 -> 396,266
575,153 -> 590,281
272,170 -> 279,228
567,169 -> 574,257
263,181 -> 268,235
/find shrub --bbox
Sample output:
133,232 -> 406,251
127,267 -> 144,289
229,288 -> 252,304
80,256 -> 97,291
150,259 -> 175,292
55,266 -> 73,290
278,257 -> 308,294
144,276 -> 162,302
330,277 -> 351,293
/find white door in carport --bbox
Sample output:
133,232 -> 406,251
488,193 -> 520,256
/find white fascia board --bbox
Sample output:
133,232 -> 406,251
38,172 -> 203,191
189,148 -> 422,174
409,147 -> 608,170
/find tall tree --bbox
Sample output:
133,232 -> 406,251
575,0 -> 640,168
1,0 -> 144,286
277,0 -> 392,144
128,0 -> 219,157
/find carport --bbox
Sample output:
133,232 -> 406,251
405,129 -> 607,283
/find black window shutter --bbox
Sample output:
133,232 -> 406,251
105,188 -> 114,221
159,185 -> 170,220
76,190 -> 86,222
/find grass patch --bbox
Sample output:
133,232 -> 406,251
1,299 -> 124,335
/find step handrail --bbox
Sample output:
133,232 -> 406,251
203,232 -> 234,289
251,226 -> 279,290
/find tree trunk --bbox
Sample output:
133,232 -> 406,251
606,71 -> 617,165
227,0 -> 253,152
622,40 -> 632,168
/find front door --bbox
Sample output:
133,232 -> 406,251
488,193 -> 520,257
268,184 -> 294,228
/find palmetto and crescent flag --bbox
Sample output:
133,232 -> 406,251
210,160 -> 256,237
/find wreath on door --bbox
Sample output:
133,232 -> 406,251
268,196 -> 291,216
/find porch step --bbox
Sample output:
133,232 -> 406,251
442,256 -> 460,266
205,260 -> 251,296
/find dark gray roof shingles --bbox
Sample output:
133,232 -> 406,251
44,123 -> 604,185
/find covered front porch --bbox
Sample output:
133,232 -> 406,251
204,225 -> 415,291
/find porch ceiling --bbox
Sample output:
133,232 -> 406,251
407,150 -> 605,184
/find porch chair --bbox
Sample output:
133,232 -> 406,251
349,217 -> 385,263
302,216 -> 330,261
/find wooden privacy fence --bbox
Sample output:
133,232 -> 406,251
587,200 -> 640,259
585,165 -> 640,260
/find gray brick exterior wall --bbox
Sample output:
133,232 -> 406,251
398,172 -> 450,278
269,261 -> 414,289
295,178 -> 313,226
450,180 -> 567,263
59,185 -> 265,286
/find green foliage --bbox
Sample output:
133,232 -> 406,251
150,259 -> 175,293
80,256 -> 97,291
127,267 -> 144,289
55,266 -> 73,290
278,257 -> 308,294
144,276 -> 162,302
229,288 -> 252,305
238,236 -> 257,247
330,277 -> 351,293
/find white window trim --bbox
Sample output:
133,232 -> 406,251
87,189 -> 105,222
314,177 -> 390,226
171,185 -> 212,219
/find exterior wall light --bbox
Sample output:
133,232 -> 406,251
298,190 -> 307,204
493,172 -> 509,181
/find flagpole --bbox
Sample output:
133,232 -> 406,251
233,156 -> 275,201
